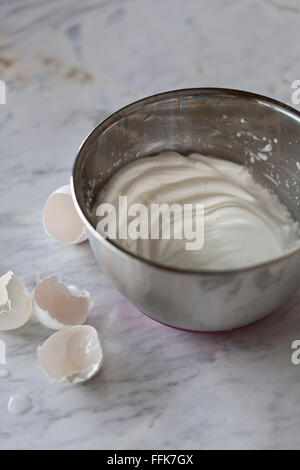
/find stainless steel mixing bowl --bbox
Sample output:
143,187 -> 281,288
72,88 -> 300,331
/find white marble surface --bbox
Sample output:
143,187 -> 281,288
0,0 -> 300,450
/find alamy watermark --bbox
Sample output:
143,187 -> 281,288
0,340 -> 6,365
291,340 -> 300,365
0,80 -> 6,104
291,80 -> 300,105
96,196 -> 205,251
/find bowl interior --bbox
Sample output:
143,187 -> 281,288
73,89 -> 300,232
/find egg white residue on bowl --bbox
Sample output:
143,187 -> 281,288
94,151 -> 300,271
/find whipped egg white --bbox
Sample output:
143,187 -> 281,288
95,152 -> 300,270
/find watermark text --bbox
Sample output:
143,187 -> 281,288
0,340 -> 6,365
291,80 -> 300,105
0,80 -> 6,104
96,196 -> 205,251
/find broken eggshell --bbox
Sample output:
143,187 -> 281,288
33,276 -> 93,330
37,325 -> 104,384
43,184 -> 87,244
0,271 -> 32,331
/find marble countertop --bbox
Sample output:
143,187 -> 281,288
1,0 -> 300,450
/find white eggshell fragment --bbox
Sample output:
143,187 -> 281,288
0,271 -> 32,331
43,184 -> 87,244
37,325 -> 104,384
33,276 -> 92,330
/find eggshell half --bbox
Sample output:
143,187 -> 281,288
43,184 -> 87,244
0,271 -> 32,330
33,276 -> 92,330
37,325 -> 104,383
